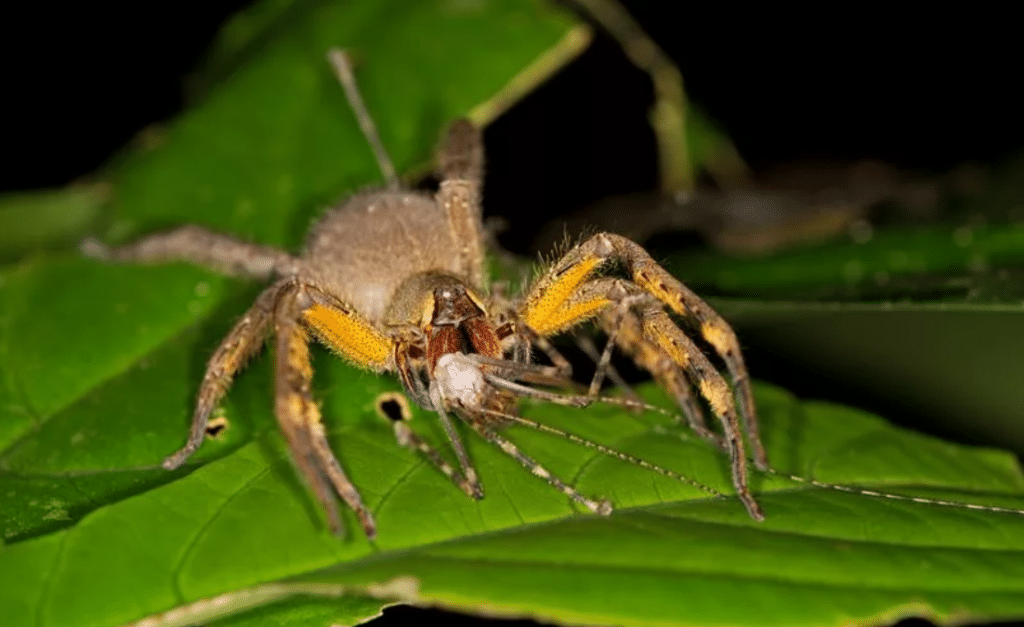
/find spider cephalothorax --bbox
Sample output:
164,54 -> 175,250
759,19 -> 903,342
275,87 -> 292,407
86,49 -> 767,538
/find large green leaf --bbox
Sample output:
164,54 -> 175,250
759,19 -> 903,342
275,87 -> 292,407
3,2 -> 1024,627
3,371 -> 1024,627
669,221 -> 1024,305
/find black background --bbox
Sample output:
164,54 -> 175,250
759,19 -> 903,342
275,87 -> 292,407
3,3 -> 1021,220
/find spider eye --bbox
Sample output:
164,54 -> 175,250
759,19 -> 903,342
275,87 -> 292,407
431,284 -> 480,326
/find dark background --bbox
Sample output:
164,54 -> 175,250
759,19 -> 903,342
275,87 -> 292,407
3,2 -> 1021,626
3,3 -> 1021,212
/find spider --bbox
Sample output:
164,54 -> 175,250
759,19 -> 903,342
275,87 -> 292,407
85,49 -> 768,538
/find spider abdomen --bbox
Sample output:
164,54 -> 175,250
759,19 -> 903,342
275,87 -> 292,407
300,190 -> 466,323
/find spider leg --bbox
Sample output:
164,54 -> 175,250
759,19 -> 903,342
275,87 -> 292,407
456,407 -> 612,516
275,396 -> 343,537
461,353 -> 580,391
326,49 -> 399,189
607,234 -> 766,470
436,119 -> 487,288
526,232 -> 767,470
520,233 -> 765,520
390,418 -> 483,499
427,381 -> 485,498
574,333 -> 643,405
522,272 -> 710,438
633,304 -> 762,520
276,285 -> 376,538
481,370 -> 591,408
585,287 -> 640,397
382,348 -> 486,498
528,332 -> 574,379
82,224 -> 298,279
394,340 -> 433,409
493,313 -> 577,386
163,280 -> 285,470
598,304 -> 721,448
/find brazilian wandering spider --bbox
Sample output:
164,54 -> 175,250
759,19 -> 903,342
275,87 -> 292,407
84,49 -> 769,538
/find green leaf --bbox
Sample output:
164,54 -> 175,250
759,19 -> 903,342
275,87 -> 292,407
0,184 -> 109,260
668,222 -> 1024,305
3,376 -> 1024,627
3,2 -> 1024,627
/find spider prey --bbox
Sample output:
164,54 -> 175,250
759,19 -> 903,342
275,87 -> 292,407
86,50 -> 768,538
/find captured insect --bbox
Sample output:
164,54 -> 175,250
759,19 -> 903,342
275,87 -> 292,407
83,49 -> 770,538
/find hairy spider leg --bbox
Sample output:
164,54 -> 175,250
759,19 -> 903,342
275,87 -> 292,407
437,119 -> 487,289
84,224 -> 299,279
634,303 -> 762,520
610,234 -> 767,471
277,284 -> 376,537
565,276 -> 721,447
163,280 -> 286,470
573,333 -> 643,404
471,354 -> 753,516
585,286 -> 644,396
529,332 -> 575,379
518,232 -> 766,521
474,404 -> 725,499
601,306 -> 720,447
424,394 -> 485,499
578,282 -> 705,428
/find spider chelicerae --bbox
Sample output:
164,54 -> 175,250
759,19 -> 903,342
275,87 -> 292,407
85,49 -> 768,538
